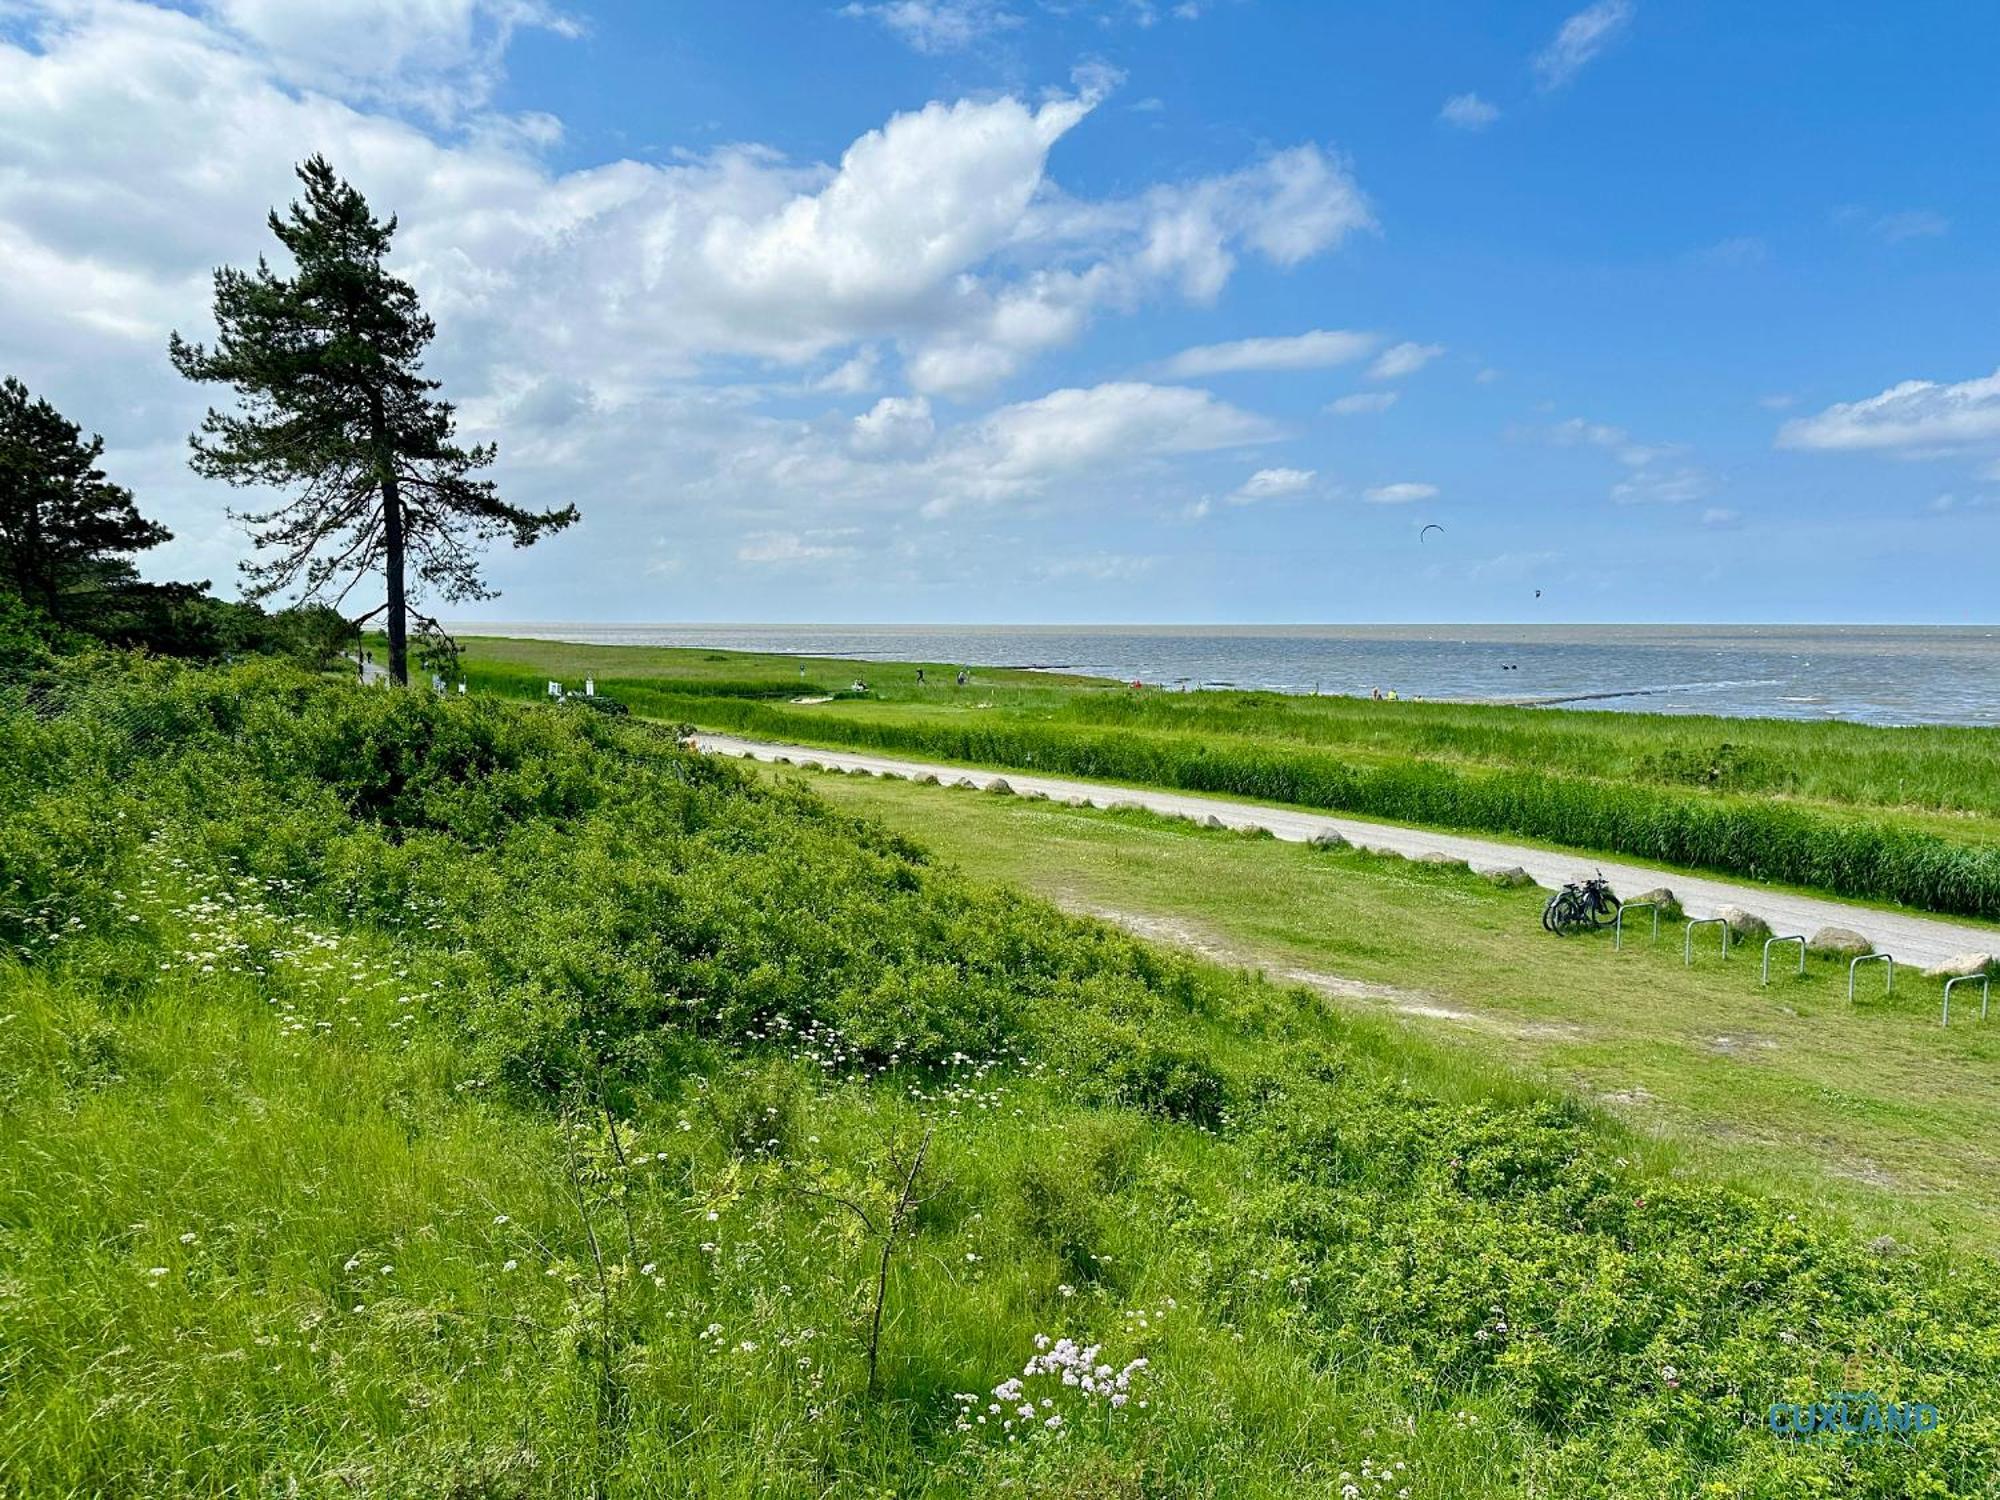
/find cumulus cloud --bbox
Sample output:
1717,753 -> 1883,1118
1363,482 -> 1437,505
1229,466 -> 1314,504
1161,329 -> 1375,378
1777,369 -> 2000,452
921,381 -> 1277,512
1533,0 -> 1634,90
849,395 -> 934,456
0,0 -> 1365,597
1368,341 -> 1444,381
202,0 -> 579,115
1438,93 -> 1499,130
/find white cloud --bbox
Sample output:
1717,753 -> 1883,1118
1161,328 -> 1375,378
1229,466 -> 1314,504
1329,391 -> 1398,416
1367,341 -> 1444,381
1700,506 -> 1740,528
849,395 -> 934,456
1438,93 -> 1500,130
1363,482 -> 1437,505
813,349 -> 881,394
1533,0 -> 1634,90
923,381 -> 1277,511
1610,466 -> 1709,505
1872,209 -> 1949,244
1037,552 -> 1157,581
0,0 -> 1367,610
1777,369 -> 2000,452
736,531 -> 861,565
204,0 -> 580,115
840,0 -> 1020,52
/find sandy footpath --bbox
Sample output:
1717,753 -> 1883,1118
697,730 -> 2000,975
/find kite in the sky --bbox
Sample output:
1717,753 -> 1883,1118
1420,524 -> 1444,541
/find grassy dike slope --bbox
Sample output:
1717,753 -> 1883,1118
456,637 -> 2000,921
6,660 -> 1999,1496
784,764 -> 2000,1254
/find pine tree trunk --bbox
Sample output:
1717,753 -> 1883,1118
371,390 -> 408,687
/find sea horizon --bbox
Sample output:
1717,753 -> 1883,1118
450,621 -> 2000,728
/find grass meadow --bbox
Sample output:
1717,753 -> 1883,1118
455,635 -> 2000,922
3,659 -> 1999,1495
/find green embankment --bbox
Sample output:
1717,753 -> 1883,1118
456,635 -> 2000,920
6,660 -> 1999,1495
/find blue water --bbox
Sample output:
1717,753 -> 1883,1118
458,623 -> 2000,728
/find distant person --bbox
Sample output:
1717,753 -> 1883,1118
851,678 -> 867,693
1371,686 -> 1382,701
956,668 -> 968,687
916,667 -> 925,685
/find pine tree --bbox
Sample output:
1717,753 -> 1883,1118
0,376 -> 172,626
170,156 -> 576,685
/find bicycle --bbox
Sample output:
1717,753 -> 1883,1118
1543,872 -> 1621,935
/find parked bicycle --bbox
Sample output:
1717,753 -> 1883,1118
1543,872 -> 1620,935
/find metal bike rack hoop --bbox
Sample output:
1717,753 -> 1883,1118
1614,900 -> 1661,951
1685,916 -> 1729,966
1761,934 -> 1806,986
1942,973 -> 1993,1028
1848,952 -> 1893,1004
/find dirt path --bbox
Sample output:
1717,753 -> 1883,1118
698,730 -> 2000,972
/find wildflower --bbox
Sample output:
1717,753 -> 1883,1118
502,1260 -> 518,1273
494,1214 -> 510,1225
147,1267 -> 169,1278
179,1232 -> 197,1244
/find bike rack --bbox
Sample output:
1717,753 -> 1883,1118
1848,952 -> 1893,1004
1614,900 -> 1661,950
1942,973 -> 1992,1028
1761,934 -> 1806,986
1684,917 -> 1729,966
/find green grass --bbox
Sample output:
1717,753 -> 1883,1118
7,659 -> 2000,1496
785,763 -> 2000,1256
452,634 -> 2000,919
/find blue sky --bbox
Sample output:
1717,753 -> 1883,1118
3,1 -> 1997,623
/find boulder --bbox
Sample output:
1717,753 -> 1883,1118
1480,865 -> 1536,888
915,772 -> 939,785
1200,814 -> 1228,830
984,778 -> 1014,795
1021,789 -> 1048,801
953,777 -> 979,790
1065,796 -> 1091,808
1416,851 -> 1469,871
1307,830 -> 1349,851
1627,887 -> 1683,919
1716,906 -> 1771,943
1807,926 -> 1874,959
1922,952 -> 1999,980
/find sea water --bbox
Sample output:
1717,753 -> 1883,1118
458,623 -> 2000,728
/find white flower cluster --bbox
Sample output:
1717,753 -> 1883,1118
953,1332 -> 1151,1440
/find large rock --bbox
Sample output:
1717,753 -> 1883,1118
1200,814 -> 1228,830
1922,952 -> 1999,980
1308,830 -> 1349,851
984,778 -> 1014,795
915,772 -> 939,785
1627,887 -> 1683,919
1415,850 -> 1469,871
1808,926 -> 1874,959
1716,905 -> 1771,943
1479,865 -> 1536,888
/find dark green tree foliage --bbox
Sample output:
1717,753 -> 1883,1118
170,156 -> 577,686
0,376 -> 172,628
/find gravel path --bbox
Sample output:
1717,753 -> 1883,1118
697,731 -> 2000,973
